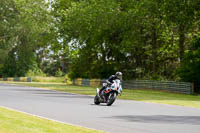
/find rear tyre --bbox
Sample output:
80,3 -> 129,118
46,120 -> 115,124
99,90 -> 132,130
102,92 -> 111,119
94,95 -> 100,105
106,92 -> 117,106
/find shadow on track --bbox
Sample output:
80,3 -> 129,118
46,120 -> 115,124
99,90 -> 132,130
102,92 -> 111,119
104,115 -> 200,125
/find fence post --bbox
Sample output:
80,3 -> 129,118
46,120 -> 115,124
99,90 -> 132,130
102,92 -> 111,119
191,83 -> 194,94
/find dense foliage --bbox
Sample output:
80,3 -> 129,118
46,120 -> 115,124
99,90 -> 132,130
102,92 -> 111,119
52,0 -> 200,80
179,35 -> 200,92
0,0 -> 200,85
0,0 -> 54,77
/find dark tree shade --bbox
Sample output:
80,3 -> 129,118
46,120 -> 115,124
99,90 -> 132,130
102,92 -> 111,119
178,35 -> 200,93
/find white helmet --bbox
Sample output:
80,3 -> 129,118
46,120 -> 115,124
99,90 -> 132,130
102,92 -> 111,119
115,72 -> 122,80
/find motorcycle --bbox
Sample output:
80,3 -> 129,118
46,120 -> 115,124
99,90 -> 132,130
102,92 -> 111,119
94,79 -> 122,106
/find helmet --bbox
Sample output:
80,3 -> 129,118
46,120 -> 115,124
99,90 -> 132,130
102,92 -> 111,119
115,72 -> 122,80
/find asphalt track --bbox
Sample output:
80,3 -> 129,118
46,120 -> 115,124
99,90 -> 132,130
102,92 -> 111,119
0,83 -> 200,133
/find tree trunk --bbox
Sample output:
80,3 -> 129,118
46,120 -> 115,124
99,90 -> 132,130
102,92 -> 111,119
152,22 -> 157,74
178,24 -> 185,63
61,55 -> 65,72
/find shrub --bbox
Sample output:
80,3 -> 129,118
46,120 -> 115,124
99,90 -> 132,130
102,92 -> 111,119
65,74 -> 72,85
26,63 -> 46,77
55,68 -> 64,77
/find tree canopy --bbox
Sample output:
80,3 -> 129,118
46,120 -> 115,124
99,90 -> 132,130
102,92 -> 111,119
0,0 -> 200,86
52,0 -> 200,80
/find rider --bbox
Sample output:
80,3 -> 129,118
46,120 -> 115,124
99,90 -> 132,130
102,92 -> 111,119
99,72 -> 122,96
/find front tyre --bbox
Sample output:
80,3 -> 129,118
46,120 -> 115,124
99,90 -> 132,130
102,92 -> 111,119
106,92 -> 117,106
94,95 -> 100,105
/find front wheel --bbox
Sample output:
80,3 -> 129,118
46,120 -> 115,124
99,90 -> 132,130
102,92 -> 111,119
94,95 -> 100,105
106,92 -> 117,106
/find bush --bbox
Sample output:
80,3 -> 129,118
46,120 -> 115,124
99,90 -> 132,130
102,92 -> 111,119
65,74 -> 72,85
26,69 -> 46,77
55,68 -> 64,77
25,62 -> 46,77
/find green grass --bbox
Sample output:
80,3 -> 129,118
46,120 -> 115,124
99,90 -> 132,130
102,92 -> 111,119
31,76 -> 66,83
1,81 -> 200,108
31,76 -> 72,84
0,107 -> 104,133
120,89 -> 200,108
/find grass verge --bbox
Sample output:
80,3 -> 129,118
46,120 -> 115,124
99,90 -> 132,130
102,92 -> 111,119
0,107 -> 104,133
31,76 -> 72,84
31,76 -> 65,83
1,81 -> 200,109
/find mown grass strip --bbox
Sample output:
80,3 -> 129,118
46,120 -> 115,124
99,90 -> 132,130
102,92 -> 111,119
1,81 -> 200,108
0,106 -> 104,133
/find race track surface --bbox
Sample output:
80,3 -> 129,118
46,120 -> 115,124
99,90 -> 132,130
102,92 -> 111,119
0,83 -> 200,133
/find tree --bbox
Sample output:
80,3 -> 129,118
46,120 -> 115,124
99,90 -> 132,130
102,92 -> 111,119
1,0 -> 53,77
162,0 -> 200,62
178,35 -> 200,93
2,0 -> 199,80
0,0 -> 19,77
51,0 -> 200,80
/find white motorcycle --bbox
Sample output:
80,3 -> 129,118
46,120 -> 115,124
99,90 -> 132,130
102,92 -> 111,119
94,79 -> 122,106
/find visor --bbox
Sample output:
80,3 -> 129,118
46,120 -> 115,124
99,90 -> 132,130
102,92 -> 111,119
117,75 -> 122,80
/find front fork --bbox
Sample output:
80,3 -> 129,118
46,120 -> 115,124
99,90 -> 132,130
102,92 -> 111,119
96,88 -> 100,96
96,88 -> 107,102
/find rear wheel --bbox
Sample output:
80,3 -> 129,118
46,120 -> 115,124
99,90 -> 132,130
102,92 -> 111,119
106,92 -> 117,106
94,95 -> 100,105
